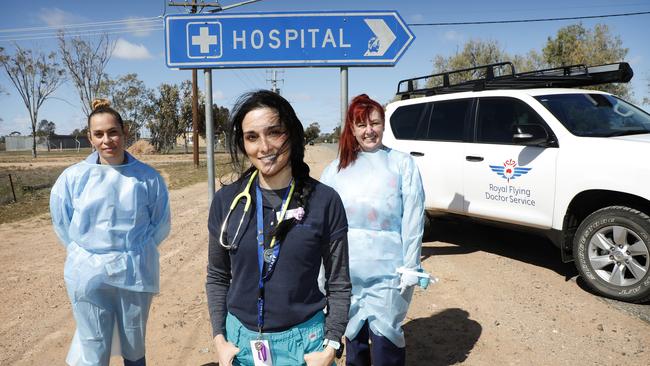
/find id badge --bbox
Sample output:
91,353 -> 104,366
250,339 -> 272,366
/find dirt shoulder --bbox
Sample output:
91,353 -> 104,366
1,145 -> 648,366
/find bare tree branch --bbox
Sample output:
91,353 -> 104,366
0,45 -> 65,157
58,32 -> 115,117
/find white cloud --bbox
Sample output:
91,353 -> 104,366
410,13 -> 424,23
212,90 -> 226,101
112,38 -> 153,60
38,8 -> 84,28
0,115 -> 30,136
125,17 -> 153,37
443,30 -> 464,43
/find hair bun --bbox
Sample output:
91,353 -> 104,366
92,98 -> 111,111
351,94 -> 370,104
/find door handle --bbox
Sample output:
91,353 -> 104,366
466,155 -> 484,162
410,151 -> 424,157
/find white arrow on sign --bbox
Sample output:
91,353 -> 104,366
363,19 -> 396,57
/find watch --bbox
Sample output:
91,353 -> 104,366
323,338 -> 344,358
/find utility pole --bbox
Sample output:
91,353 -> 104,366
168,1 -> 202,168
168,0 -> 263,201
266,69 -> 284,94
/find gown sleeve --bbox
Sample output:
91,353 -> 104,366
400,155 -> 425,270
321,191 -> 350,341
148,173 -> 171,247
50,172 -> 74,247
206,191 -> 232,337
319,160 -> 337,187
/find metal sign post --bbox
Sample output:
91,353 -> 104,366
341,66 -> 348,129
204,69 -> 216,201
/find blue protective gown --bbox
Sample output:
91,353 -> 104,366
50,152 -> 171,365
321,147 -> 424,348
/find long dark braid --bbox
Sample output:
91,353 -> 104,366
225,90 -> 314,240
270,129 -> 313,240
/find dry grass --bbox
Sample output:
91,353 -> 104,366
0,152 -> 233,225
151,155 -> 232,190
0,149 -> 93,164
0,166 -> 66,223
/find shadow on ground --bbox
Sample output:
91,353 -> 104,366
404,308 -> 482,366
422,218 -> 577,280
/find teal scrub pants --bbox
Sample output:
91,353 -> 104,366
225,311 -> 334,366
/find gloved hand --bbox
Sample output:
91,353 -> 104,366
397,267 -> 420,294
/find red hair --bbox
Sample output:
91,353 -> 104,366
338,94 -> 385,170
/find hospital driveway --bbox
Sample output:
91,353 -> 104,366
0,144 -> 648,365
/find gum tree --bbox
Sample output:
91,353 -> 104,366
0,45 -> 65,157
58,33 -> 114,117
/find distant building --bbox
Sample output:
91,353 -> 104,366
4,135 -> 91,151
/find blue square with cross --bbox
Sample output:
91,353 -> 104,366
186,22 -> 222,59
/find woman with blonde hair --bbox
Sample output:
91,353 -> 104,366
50,99 -> 170,365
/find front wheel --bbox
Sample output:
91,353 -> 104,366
573,206 -> 650,303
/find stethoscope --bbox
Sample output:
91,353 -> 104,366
218,170 -> 295,250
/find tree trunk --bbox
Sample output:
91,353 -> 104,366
31,114 -> 37,158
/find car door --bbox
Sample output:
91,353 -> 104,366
386,98 -> 472,214
463,97 -> 558,228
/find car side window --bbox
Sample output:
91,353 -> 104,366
390,103 -> 429,140
390,99 -> 469,141
477,97 -> 545,144
426,99 -> 470,141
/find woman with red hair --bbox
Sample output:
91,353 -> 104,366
321,94 -> 427,366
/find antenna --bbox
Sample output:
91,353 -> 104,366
266,69 -> 284,94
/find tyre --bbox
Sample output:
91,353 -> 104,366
573,206 -> 650,303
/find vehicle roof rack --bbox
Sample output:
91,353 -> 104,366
396,61 -> 633,100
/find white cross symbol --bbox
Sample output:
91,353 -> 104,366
192,27 -> 217,54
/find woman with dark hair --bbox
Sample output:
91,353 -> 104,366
206,90 -> 351,366
321,94 -> 428,366
50,99 -> 171,365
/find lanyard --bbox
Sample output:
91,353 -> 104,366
255,178 -> 295,334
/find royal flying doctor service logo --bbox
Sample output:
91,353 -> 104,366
489,159 -> 531,183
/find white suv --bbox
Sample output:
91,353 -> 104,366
383,62 -> 650,302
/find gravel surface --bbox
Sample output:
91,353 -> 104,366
1,145 -> 648,365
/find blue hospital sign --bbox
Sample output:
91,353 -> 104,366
164,11 -> 415,68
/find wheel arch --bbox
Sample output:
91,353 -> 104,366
559,190 -> 650,262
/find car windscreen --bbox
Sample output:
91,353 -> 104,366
534,93 -> 650,137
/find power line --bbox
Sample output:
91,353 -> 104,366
0,16 -> 163,42
0,24 -> 161,40
408,10 -> 650,26
0,17 -> 160,33
0,26 -> 163,42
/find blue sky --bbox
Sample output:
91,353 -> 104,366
0,0 -> 648,136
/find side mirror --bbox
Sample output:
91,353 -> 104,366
512,124 -> 549,146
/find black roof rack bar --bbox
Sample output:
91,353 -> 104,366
396,61 -> 633,99
397,61 -> 516,95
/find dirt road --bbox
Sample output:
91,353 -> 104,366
1,145 -> 648,365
